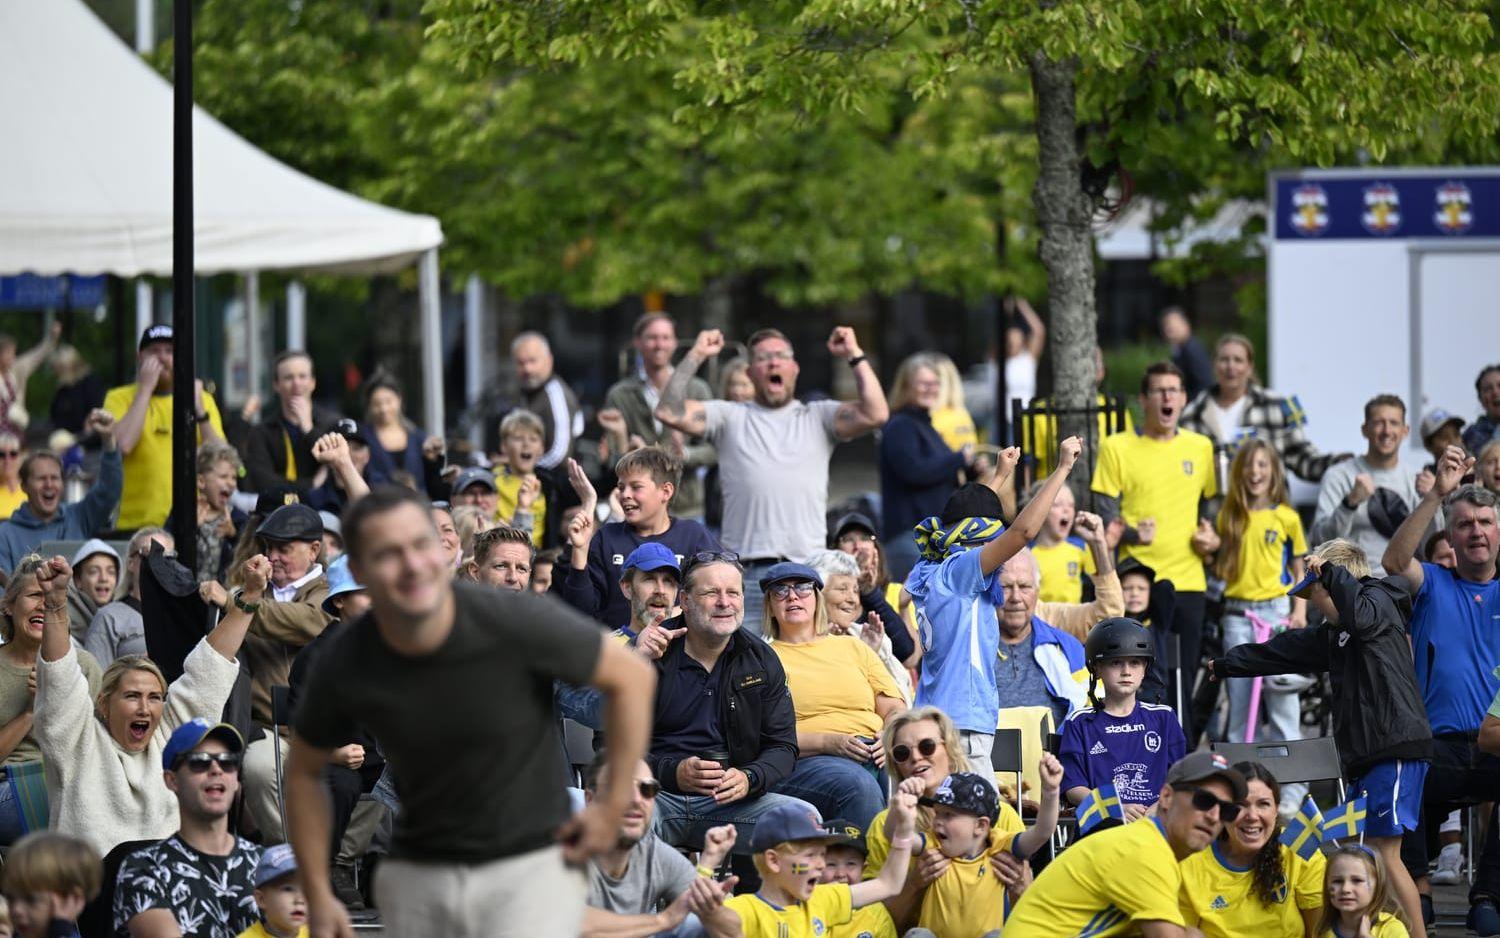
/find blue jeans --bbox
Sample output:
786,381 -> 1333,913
771,755 -> 887,829
653,791 -> 815,854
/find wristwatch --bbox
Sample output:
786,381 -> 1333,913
847,354 -> 868,368
231,588 -> 261,614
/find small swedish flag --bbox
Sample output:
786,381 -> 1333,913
1279,794 -> 1325,860
1077,784 -> 1125,834
1321,796 -> 1368,842
1283,395 -> 1309,428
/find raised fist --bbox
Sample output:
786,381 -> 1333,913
691,329 -> 725,360
827,326 -> 863,360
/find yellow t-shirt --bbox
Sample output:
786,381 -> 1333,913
1179,841 -> 1325,938
929,405 -> 979,452
0,482 -> 24,520
1321,911 -> 1410,937
1092,429 -> 1217,592
1219,503 -> 1308,602
771,635 -> 903,739
494,467 -> 547,549
883,582 -> 916,631
104,384 -> 225,531
863,801 -> 1025,879
236,922 -> 309,938
1004,818 -> 1185,936
1032,536 -> 1097,604
725,882 -> 852,938
832,902 -> 898,938
1026,395 -> 1135,476
917,832 -> 1021,935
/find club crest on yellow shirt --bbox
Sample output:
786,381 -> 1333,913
1182,460 -> 1194,475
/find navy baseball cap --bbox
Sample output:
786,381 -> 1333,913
758,561 -> 823,592
830,512 -> 877,546
622,543 -> 680,577
822,818 -> 868,854
453,467 -> 497,494
139,323 -> 173,350
163,717 -> 244,771
253,843 -> 299,889
749,802 -> 833,853
919,771 -> 999,825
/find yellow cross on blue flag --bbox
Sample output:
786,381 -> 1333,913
1077,783 -> 1125,834
1283,395 -> 1309,428
1279,794 -> 1326,860
1321,796 -> 1368,842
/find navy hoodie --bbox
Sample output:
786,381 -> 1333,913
558,518 -> 720,627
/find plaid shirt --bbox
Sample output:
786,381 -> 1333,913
1181,385 -> 1345,483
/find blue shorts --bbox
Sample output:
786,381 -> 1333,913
1351,759 -> 1429,838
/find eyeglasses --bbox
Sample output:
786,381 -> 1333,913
891,737 -> 939,765
1177,786 -> 1242,822
636,779 -> 661,800
176,752 -> 242,775
768,581 -> 817,600
751,351 -> 794,365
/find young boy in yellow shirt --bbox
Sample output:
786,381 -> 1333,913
909,758 -> 1064,937
237,845 -> 309,938
818,818 -> 898,938
715,780 -> 922,938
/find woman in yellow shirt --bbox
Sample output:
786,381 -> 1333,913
1180,760 -> 1325,937
0,433 -> 25,520
762,563 -> 905,831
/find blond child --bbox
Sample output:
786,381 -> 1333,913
1029,482 -> 1096,604
1,832 -> 100,938
237,844 -> 309,938
1319,845 -> 1410,938
495,410 -> 548,547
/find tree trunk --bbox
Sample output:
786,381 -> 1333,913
1028,49 -> 1099,490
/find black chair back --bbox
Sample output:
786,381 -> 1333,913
77,838 -> 157,938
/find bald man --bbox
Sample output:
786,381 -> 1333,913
501,332 -> 584,470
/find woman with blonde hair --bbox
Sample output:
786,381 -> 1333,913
761,562 -> 905,829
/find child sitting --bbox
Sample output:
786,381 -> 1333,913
909,763 -> 1063,937
1319,845 -> 1411,938
1,831 -> 100,938
818,818 -> 900,938
714,781 -> 921,938
1061,618 -> 1187,819
1210,537 -> 1431,932
1029,482 -> 1096,604
237,844 -> 309,938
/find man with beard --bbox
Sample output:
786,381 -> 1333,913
0,409 -> 121,576
611,544 -> 681,644
602,313 -> 716,517
105,324 -> 225,531
582,755 -> 738,937
656,327 -> 889,625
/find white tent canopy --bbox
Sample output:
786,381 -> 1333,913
0,0 -> 447,428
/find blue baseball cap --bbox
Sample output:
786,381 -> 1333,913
322,555 -> 366,616
622,543 -> 680,577
749,802 -> 833,852
758,561 -> 823,592
253,843 -> 299,888
163,717 -> 244,771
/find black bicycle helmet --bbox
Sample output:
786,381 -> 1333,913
1084,617 -> 1154,669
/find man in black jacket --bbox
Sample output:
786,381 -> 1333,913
1208,537 -> 1431,931
646,554 -> 813,854
245,350 -> 345,492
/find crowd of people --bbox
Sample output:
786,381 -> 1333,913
0,305 -> 1491,938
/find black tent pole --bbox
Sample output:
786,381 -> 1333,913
170,0 -> 197,571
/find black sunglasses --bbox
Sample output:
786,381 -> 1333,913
176,752 -> 242,774
891,737 -> 940,765
0,451 -> 18,459
682,550 -> 742,577
1177,786 -> 1242,822
637,779 -> 662,800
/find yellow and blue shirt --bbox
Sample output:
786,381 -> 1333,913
1220,503 -> 1307,602
725,882 -> 851,938
1179,840 -> 1325,938
864,801 -> 1024,879
1033,535 -> 1097,604
1093,429 -> 1217,593
916,832 -> 1022,936
494,466 -> 547,549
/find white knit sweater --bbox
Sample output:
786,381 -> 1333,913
33,639 -> 240,858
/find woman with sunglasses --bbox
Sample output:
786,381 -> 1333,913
33,552 -> 256,857
761,562 -> 905,830
0,432 -> 24,520
1179,761 -> 1327,937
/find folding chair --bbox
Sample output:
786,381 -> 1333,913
990,729 -> 1024,811
271,685 -> 292,833
1210,737 -> 1346,803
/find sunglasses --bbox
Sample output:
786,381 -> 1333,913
768,581 -> 816,600
176,752 -> 242,774
1177,786 -> 1241,822
891,737 -> 940,765
0,451 -> 17,459
636,779 -> 661,800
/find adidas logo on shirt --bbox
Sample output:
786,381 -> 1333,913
1211,895 -> 1229,911
1089,741 -> 1108,756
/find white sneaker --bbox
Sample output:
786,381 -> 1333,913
1431,842 -> 1463,885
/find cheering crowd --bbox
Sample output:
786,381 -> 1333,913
0,311 -> 1492,938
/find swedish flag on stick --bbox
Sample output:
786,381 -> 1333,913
1077,784 -> 1125,834
1321,796 -> 1368,843
1279,794 -> 1325,860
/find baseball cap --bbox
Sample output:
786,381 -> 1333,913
940,483 -> 1005,526
333,417 -> 368,447
830,512 -> 877,547
749,802 -> 833,853
253,843 -> 299,889
822,818 -> 868,854
139,323 -> 173,350
1365,488 -> 1412,539
258,503 -> 324,543
163,717 -> 244,771
918,771 -> 999,825
622,543 -> 680,577
322,555 -> 365,616
254,486 -> 302,517
758,561 -> 824,592
1419,408 -> 1464,443
318,511 -> 343,540
453,466 -> 497,494
1115,557 -> 1156,584
1165,751 -> 1249,802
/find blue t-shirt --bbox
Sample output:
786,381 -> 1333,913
1410,562 -> 1500,735
909,547 -> 1004,734
1059,702 -> 1187,806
